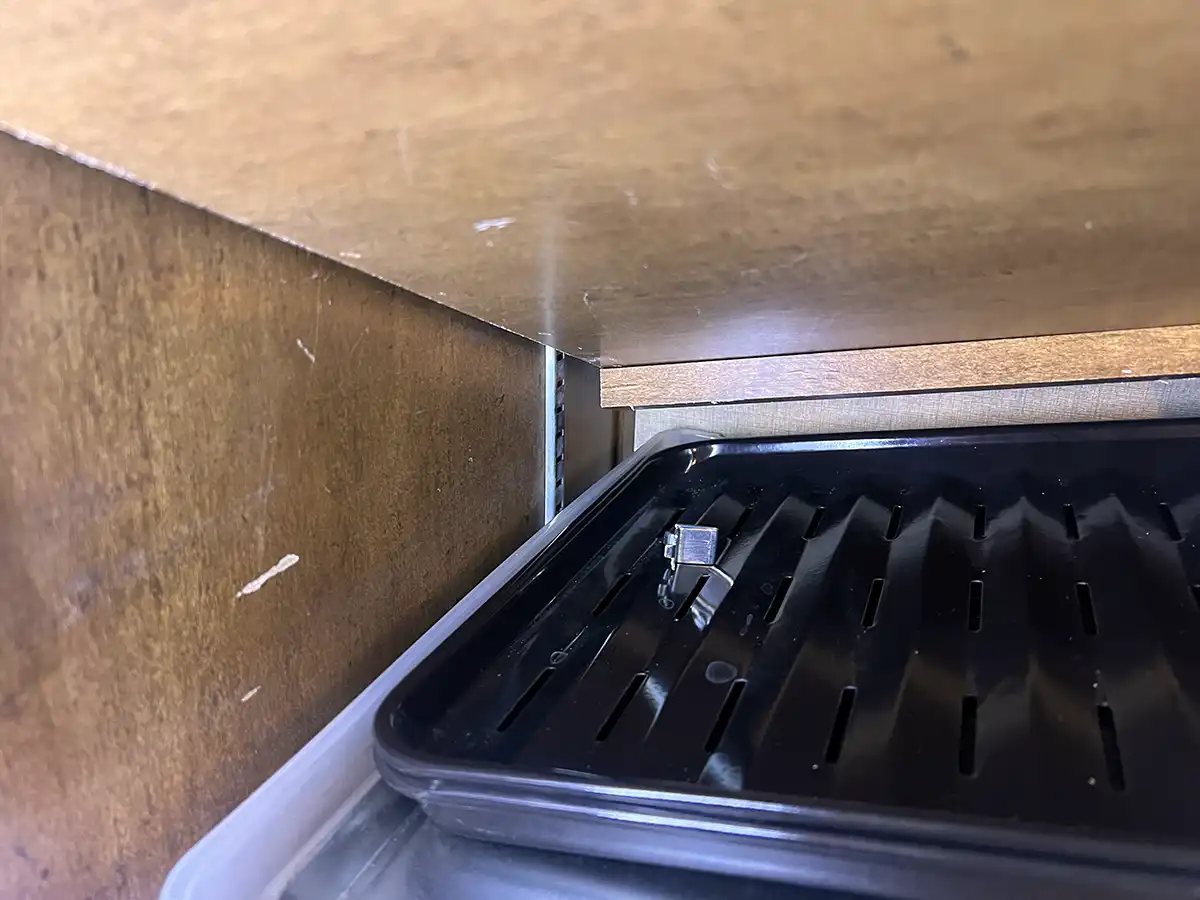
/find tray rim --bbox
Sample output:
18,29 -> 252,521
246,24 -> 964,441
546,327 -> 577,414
375,417 -> 1200,890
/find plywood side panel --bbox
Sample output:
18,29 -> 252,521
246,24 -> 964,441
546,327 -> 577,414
0,133 -> 543,899
633,380 -> 1200,447
600,326 -> 1200,408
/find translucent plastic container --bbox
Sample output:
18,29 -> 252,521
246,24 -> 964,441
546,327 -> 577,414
160,430 -> 706,900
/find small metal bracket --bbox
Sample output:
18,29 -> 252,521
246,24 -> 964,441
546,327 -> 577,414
664,524 -> 719,568
664,523 -> 733,587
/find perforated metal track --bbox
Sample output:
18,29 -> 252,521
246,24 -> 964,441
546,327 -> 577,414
382,423 -> 1200,844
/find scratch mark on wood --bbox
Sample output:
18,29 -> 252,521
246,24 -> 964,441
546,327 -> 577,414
473,217 -> 515,233
236,553 -> 299,598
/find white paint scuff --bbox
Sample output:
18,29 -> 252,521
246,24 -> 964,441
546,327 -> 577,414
236,553 -> 300,598
296,338 -> 316,363
241,686 -> 261,703
706,156 -> 733,188
338,250 -> 363,260
473,217 -> 516,233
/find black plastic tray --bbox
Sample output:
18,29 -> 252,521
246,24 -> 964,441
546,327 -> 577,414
375,421 -> 1200,898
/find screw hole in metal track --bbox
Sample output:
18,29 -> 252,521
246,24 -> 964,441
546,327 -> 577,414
1077,582 -> 1098,636
862,578 -> 886,629
592,573 -> 632,617
726,503 -> 756,546
959,696 -> 978,776
973,505 -> 987,541
1097,703 -> 1126,791
885,505 -> 904,541
1160,503 -> 1183,542
596,672 -> 647,742
968,580 -> 983,632
1063,504 -> 1080,540
764,575 -> 792,625
497,668 -> 555,733
675,575 -> 710,622
825,687 -> 857,764
803,506 -> 824,540
704,679 -> 747,753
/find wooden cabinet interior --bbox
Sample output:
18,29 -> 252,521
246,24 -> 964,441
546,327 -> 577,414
600,325 -> 1200,408
0,132 -> 544,899
3,1 -> 1200,373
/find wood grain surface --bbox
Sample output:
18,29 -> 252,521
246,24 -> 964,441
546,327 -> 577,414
633,379 -> 1200,447
600,325 -> 1200,407
3,1 -> 1200,365
0,133 -> 543,899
